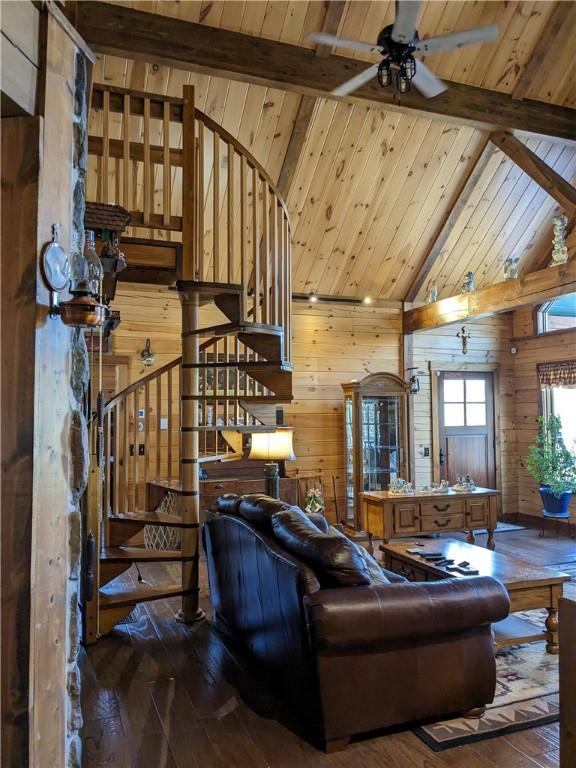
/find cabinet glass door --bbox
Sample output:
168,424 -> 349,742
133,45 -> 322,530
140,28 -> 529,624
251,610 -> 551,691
344,396 -> 355,523
361,396 -> 401,492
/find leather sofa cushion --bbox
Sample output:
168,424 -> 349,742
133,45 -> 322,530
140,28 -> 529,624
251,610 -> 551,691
271,508 -> 371,588
215,493 -> 242,515
237,494 -> 299,533
329,526 -> 390,585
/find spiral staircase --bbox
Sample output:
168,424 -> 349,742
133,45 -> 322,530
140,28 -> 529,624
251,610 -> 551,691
84,84 -> 293,643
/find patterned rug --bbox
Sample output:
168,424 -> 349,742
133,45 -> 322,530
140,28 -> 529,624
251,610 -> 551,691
414,634 -> 559,751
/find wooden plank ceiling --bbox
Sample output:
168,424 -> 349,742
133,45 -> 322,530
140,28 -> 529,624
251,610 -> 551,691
90,1 -> 576,302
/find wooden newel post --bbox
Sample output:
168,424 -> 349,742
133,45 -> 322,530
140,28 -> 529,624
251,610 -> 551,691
177,84 -> 204,623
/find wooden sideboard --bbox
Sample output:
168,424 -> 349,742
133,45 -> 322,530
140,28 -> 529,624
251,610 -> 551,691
362,487 -> 499,550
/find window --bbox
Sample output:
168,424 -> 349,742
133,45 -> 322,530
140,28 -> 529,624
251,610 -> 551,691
443,378 -> 487,427
543,387 -> 576,452
537,292 -> 576,334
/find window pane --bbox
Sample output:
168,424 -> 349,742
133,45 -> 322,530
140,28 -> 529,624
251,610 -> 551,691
444,403 -> 465,426
444,380 -> 464,402
466,403 -> 486,426
552,387 -> 576,451
466,379 -> 485,403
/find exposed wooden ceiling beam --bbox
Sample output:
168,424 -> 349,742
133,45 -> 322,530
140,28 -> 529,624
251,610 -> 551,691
490,132 -> 576,216
403,259 -> 576,333
74,2 -> 576,142
404,137 -> 495,302
277,2 -> 345,199
512,2 -> 576,102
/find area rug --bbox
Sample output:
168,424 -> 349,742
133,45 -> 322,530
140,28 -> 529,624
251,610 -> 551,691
414,638 -> 559,751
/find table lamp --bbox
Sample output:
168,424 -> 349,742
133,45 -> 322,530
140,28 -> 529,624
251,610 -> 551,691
249,427 -> 296,499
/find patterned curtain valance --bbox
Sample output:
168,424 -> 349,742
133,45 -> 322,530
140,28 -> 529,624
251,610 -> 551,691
537,360 -> 576,389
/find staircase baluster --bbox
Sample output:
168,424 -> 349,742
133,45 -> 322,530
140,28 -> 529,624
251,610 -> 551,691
213,131 -> 220,283
262,181 -> 269,324
144,382 -> 150,499
102,90 -> 110,204
163,101 -> 172,229
197,120 -> 204,281
156,375 -> 161,481
240,156 -> 248,321
143,97 -> 151,226
123,94 -> 131,212
167,367 -> 173,482
227,143 -> 234,284
113,402 -> 120,516
252,167 -> 260,323
134,387 -> 140,510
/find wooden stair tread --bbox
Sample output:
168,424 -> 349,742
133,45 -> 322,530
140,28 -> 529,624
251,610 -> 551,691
99,582 -> 194,609
183,322 -> 283,338
182,361 -> 292,371
108,511 -> 195,528
182,395 -> 292,402
101,547 -> 194,563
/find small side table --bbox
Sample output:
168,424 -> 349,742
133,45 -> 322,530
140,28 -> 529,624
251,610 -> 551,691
539,510 -> 574,539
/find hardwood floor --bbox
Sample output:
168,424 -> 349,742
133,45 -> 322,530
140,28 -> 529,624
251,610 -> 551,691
81,526 -> 575,768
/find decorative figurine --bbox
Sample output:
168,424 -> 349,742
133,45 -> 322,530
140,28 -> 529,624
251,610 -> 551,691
457,325 -> 471,355
503,256 -> 519,280
304,487 -> 324,515
551,214 -> 569,266
388,478 -> 414,495
461,271 -> 475,293
425,282 -> 438,304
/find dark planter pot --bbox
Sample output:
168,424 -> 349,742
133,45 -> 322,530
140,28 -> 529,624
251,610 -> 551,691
539,486 -> 572,517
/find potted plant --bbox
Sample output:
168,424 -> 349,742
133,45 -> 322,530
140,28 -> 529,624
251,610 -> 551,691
524,415 -> 576,516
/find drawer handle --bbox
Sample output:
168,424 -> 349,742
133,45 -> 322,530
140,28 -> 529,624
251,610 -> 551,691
214,483 -> 224,489
434,518 -> 452,528
434,504 -> 450,512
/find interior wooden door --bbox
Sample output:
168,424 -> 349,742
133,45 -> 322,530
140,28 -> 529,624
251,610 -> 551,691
438,371 -> 496,488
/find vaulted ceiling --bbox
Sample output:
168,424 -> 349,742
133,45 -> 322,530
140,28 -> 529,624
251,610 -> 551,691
87,1 -> 576,302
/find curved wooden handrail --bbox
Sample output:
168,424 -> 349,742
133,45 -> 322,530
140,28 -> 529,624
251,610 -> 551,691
197,109 -> 290,219
104,356 -> 182,413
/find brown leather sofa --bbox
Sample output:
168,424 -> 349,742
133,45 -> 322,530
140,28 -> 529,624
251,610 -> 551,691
203,493 -> 510,751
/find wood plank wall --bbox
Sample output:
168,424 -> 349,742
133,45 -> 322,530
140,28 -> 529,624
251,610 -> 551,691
413,315 -> 518,516
110,287 -> 402,522
285,302 -> 402,522
513,307 -> 576,522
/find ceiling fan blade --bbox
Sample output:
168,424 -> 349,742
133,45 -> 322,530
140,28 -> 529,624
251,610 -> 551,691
415,25 -> 499,54
332,62 -> 381,97
411,60 -> 448,98
392,0 -> 422,43
308,31 -> 382,55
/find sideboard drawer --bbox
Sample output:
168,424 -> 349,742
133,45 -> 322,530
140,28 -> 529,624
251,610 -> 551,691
424,513 -> 465,533
421,500 -> 465,517
466,498 -> 489,526
387,556 -> 428,582
393,504 -> 420,534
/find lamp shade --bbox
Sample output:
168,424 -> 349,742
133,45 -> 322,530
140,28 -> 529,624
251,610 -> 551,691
249,428 -> 296,462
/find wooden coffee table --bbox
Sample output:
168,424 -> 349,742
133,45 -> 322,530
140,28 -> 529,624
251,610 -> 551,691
380,538 -> 571,654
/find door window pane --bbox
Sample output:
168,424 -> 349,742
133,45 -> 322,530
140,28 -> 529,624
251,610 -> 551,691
466,379 -> 486,402
444,380 -> 464,402
466,403 -> 486,426
444,403 -> 465,426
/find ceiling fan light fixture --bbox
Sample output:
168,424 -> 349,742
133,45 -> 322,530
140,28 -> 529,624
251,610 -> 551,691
401,56 -> 416,80
377,59 -> 392,88
397,73 -> 411,93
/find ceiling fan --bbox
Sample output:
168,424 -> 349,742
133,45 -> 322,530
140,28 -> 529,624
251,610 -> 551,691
309,0 -> 499,99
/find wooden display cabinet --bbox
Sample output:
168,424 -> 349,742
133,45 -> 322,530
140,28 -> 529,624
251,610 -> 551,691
341,373 -> 410,530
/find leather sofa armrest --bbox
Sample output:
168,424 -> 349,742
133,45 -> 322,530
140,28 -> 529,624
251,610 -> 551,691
304,576 -> 510,651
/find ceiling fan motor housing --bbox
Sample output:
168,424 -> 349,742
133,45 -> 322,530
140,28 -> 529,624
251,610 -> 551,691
377,24 -> 419,63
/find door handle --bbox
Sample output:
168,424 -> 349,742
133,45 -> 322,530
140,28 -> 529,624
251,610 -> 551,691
439,449 -> 445,466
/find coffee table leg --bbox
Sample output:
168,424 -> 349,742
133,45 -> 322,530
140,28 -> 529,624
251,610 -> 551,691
487,527 -> 495,550
545,607 -> 560,654
466,529 -> 475,545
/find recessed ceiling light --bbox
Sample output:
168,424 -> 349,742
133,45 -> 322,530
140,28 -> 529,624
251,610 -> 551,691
363,297 -> 372,304
309,293 -> 318,302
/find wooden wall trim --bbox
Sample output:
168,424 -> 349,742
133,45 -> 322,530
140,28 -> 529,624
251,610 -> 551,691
73,1 -> 576,141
